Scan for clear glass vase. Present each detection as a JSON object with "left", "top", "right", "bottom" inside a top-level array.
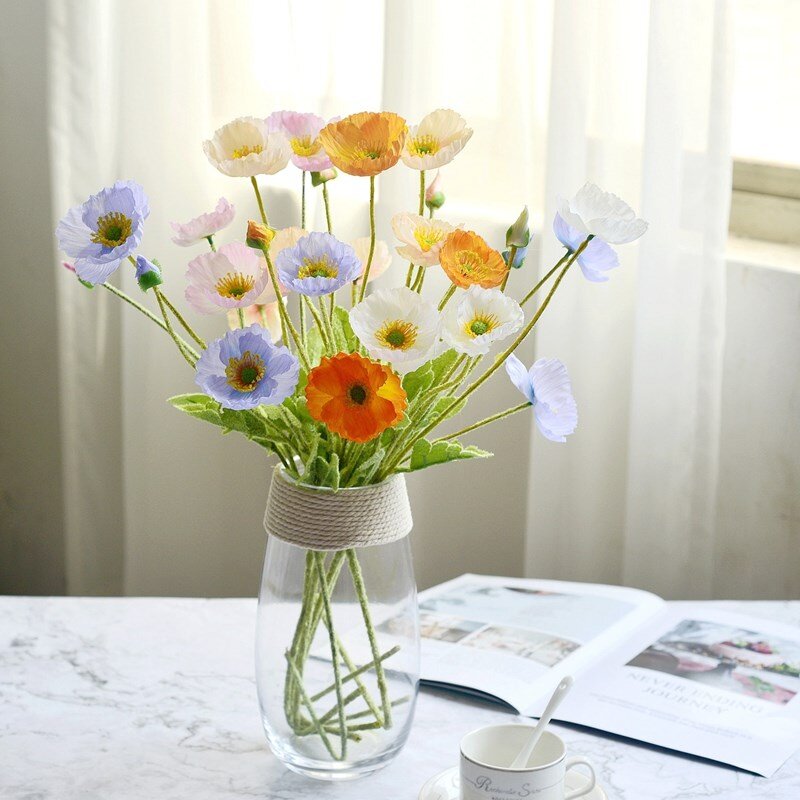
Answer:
[{"left": 255, "top": 481, "right": 420, "bottom": 781}]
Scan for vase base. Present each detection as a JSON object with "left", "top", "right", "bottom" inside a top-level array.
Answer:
[{"left": 267, "top": 735, "right": 407, "bottom": 781}]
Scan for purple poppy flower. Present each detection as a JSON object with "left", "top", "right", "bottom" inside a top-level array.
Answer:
[
  {"left": 275, "top": 232, "right": 361, "bottom": 297},
  {"left": 505, "top": 353, "right": 577, "bottom": 442},
  {"left": 195, "top": 324, "right": 298, "bottom": 411},
  {"left": 55, "top": 181, "right": 150, "bottom": 284},
  {"left": 553, "top": 213, "right": 619, "bottom": 283}
]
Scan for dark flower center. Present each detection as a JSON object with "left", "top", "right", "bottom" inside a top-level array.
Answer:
[{"left": 348, "top": 384, "right": 368, "bottom": 405}]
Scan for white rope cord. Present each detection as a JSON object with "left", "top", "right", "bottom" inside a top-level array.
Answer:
[{"left": 264, "top": 467, "right": 413, "bottom": 551}]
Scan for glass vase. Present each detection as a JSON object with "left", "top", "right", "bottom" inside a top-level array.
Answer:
[{"left": 255, "top": 474, "right": 420, "bottom": 781}]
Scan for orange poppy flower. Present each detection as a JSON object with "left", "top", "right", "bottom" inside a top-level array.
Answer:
[
  {"left": 305, "top": 352, "right": 407, "bottom": 443},
  {"left": 439, "top": 229, "right": 509, "bottom": 289},
  {"left": 318, "top": 112, "right": 407, "bottom": 177}
]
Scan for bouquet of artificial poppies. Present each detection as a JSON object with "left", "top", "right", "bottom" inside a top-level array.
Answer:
[{"left": 56, "top": 109, "right": 647, "bottom": 762}]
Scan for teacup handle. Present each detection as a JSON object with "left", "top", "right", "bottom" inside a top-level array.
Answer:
[{"left": 564, "top": 756, "right": 596, "bottom": 799}]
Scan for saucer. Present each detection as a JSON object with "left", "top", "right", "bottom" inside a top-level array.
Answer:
[{"left": 418, "top": 766, "right": 607, "bottom": 800}]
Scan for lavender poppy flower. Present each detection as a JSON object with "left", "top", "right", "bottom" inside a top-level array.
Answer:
[
  {"left": 505, "top": 353, "right": 577, "bottom": 442},
  {"left": 195, "top": 324, "right": 299, "bottom": 411},
  {"left": 553, "top": 213, "right": 620, "bottom": 283},
  {"left": 134, "top": 256, "right": 162, "bottom": 291},
  {"left": 275, "top": 232, "right": 361, "bottom": 297},
  {"left": 55, "top": 181, "right": 150, "bottom": 284}
]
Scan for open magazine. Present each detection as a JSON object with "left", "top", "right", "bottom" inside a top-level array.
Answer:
[{"left": 416, "top": 574, "right": 800, "bottom": 777}]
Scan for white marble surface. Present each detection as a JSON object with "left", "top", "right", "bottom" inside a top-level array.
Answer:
[{"left": 2, "top": 597, "right": 800, "bottom": 800}]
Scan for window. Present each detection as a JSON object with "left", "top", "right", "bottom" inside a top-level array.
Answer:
[{"left": 730, "top": 0, "right": 800, "bottom": 244}]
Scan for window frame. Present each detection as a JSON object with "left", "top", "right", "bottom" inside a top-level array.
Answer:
[{"left": 729, "top": 160, "right": 800, "bottom": 245}]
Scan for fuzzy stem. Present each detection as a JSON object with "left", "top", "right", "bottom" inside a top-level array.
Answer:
[
  {"left": 434, "top": 402, "right": 531, "bottom": 442},
  {"left": 153, "top": 288, "right": 197, "bottom": 368},
  {"left": 438, "top": 284, "right": 456, "bottom": 311},
  {"left": 313, "top": 552, "right": 348, "bottom": 758},
  {"left": 157, "top": 289, "right": 207, "bottom": 349},
  {"left": 520, "top": 252, "right": 570, "bottom": 307},
  {"left": 501, "top": 245, "right": 517, "bottom": 292},
  {"left": 346, "top": 549, "right": 392, "bottom": 727},
  {"left": 322, "top": 183, "right": 333, "bottom": 233},
  {"left": 301, "top": 170, "right": 306, "bottom": 229},
  {"left": 357, "top": 176, "right": 376, "bottom": 303},
  {"left": 251, "top": 176, "right": 268, "bottom": 224}
]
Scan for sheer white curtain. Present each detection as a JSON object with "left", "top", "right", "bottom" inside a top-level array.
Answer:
[{"left": 47, "top": 0, "right": 732, "bottom": 598}]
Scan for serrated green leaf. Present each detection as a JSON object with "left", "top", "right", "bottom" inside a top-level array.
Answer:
[
  {"left": 331, "top": 306, "right": 358, "bottom": 353},
  {"left": 402, "top": 362, "right": 435, "bottom": 401},
  {"left": 407, "top": 438, "right": 492, "bottom": 472},
  {"left": 347, "top": 448, "right": 385, "bottom": 486}
]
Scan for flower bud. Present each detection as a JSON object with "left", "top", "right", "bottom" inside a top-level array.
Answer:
[
  {"left": 502, "top": 244, "right": 529, "bottom": 269},
  {"left": 62, "top": 261, "right": 94, "bottom": 289},
  {"left": 425, "top": 170, "right": 445, "bottom": 210},
  {"left": 246, "top": 220, "right": 276, "bottom": 250},
  {"left": 135, "top": 255, "right": 163, "bottom": 291},
  {"left": 506, "top": 206, "right": 530, "bottom": 248},
  {"left": 310, "top": 168, "right": 338, "bottom": 187}
]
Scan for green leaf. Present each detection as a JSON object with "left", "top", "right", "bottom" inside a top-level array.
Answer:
[
  {"left": 168, "top": 393, "right": 224, "bottom": 426},
  {"left": 311, "top": 453, "right": 340, "bottom": 490},
  {"left": 330, "top": 306, "right": 358, "bottom": 352},
  {"left": 407, "top": 438, "right": 492, "bottom": 472},
  {"left": 347, "top": 448, "right": 385, "bottom": 486}
]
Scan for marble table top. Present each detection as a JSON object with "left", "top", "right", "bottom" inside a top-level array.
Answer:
[{"left": 2, "top": 596, "right": 800, "bottom": 800}]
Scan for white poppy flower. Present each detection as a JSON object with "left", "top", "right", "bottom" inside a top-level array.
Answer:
[
  {"left": 401, "top": 109, "right": 473, "bottom": 170},
  {"left": 203, "top": 116, "right": 291, "bottom": 178},
  {"left": 349, "top": 286, "right": 441, "bottom": 370},
  {"left": 556, "top": 182, "right": 648, "bottom": 245},
  {"left": 442, "top": 286, "right": 524, "bottom": 357},
  {"left": 391, "top": 212, "right": 454, "bottom": 267}
]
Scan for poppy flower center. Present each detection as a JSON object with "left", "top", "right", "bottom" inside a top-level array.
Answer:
[
  {"left": 413, "top": 226, "right": 444, "bottom": 252},
  {"left": 348, "top": 383, "right": 368, "bottom": 405},
  {"left": 225, "top": 350, "right": 266, "bottom": 392},
  {"left": 377, "top": 319, "right": 419, "bottom": 351},
  {"left": 456, "top": 250, "right": 485, "bottom": 278},
  {"left": 91, "top": 212, "right": 133, "bottom": 248},
  {"left": 290, "top": 136, "right": 321, "bottom": 157},
  {"left": 467, "top": 313, "right": 499, "bottom": 338},
  {"left": 354, "top": 141, "right": 383, "bottom": 160},
  {"left": 216, "top": 271, "right": 256, "bottom": 299},
  {"left": 409, "top": 135, "right": 440, "bottom": 156},
  {"left": 298, "top": 256, "right": 338, "bottom": 279},
  {"left": 231, "top": 144, "right": 263, "bottom": 159}
]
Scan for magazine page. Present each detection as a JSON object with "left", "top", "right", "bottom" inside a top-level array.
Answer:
[
  {"left": 555, "top": 603, "right": 800, "bottom": 776},
  {"left": 418, "top": 574, "right": 664, "bottom": 714}
]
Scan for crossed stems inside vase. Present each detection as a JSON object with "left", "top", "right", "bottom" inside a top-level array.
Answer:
[{"left": 283, "top": 549, "right": 408, "bottom": 761}]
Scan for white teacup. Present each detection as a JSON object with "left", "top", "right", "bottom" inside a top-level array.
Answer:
[{"left": 460, "top": 724, "right": 596, "bottom": 800}]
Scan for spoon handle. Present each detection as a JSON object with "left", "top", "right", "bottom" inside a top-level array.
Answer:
[{"left": 510, "top": 676, "right": 573, "bottom": 769}]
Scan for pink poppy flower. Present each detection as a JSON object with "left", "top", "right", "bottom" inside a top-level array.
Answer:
[
  {"left": 266, "top": 111, "right": 333, "bottom": 172},
  {"left": 185, "top": 241, "right": 269, "bottom": 314},
  {"left": 170, "top": 198, "right": 236, "bottom": 247}
]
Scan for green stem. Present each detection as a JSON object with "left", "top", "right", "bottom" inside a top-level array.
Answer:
[
  {"left": 501, "top": 245, "right": 517, "bottom": 292},
  {"left": 285, "top": 649, "right": 339, "bottom": 760},
  {"left": 301, "top": 170, "right": 306, "bottom": 229},
  {"left": 434, "top": 402, "right": 531, "bottom": 442},
  {"left": 438, "top": 284, "right": 456, "bottom": 311},
  {"left": 153, "top": 288, "right": 197, "bottom": 368},
  {"left": 322, "top": 182, "right": 333, "bottom": 233},
  {"left": 357, "top": 176, "right": 376, "bottom": 303},
  {"left": 313, "top": 552, "right": 348, "bottom": 758},
  {"left": 520, "top": 251, "right": 570, "bottom": 307},
  {"left": 303, "top": 296, "right": 332, "bottom": 352},
  {"left": 158, "top": 288, "right": 206, "bottom": 349},
  {"left": 346, "top": 549, "right": 392, "bottom": 727},
  {"left": 251, "top": 176, "right": 268, "bottom": 224},
  {"left": 206, "top": 235, "right": 217, "bottom": 252},
  {"left": 237, "top": 307, "right": 245, "bottom": 328},
  {"left": 418, "top": 170, "right": 426, "bottom": 216}
]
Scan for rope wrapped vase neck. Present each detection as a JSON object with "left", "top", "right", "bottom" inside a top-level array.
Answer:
[{"left": 264, "top": 467, "right": 413, "bottom": 551}]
